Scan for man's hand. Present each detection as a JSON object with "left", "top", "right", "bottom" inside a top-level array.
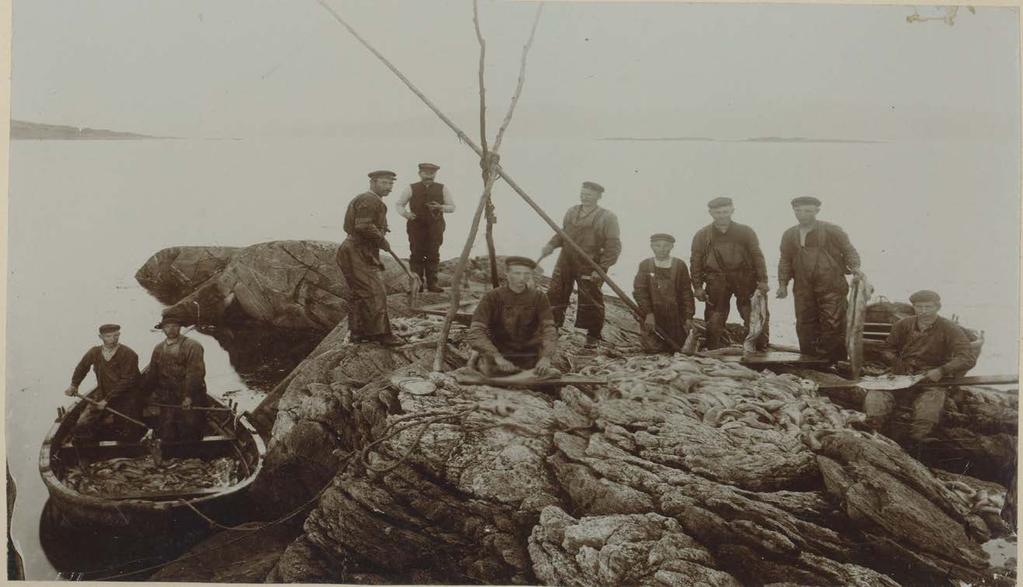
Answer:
[
  {"left": 380, "top": 238, "right": 392, "bottom": 252},
  {"left": 534, "top": 357, "right": 553, "bottom": 376},
  {"left": 493, "top": 356, "right": 518, "bottom": 374},
  {"left": 541, "top": 244, "right": 555, "bottom": 258},
  {"left": 64, "top": 385, "right": 78, "bottom": 397},
  {"left": 643, "top": 314, "right": 656, "bottom": 332},
  {"left": 403, "top": 210, "right": 416, "bottom": 220},
  {"left": 757, "top": 282, "right": 770, "bottom": 295},
  {"left": 924, "top": 368, "right": 943, "bottom": 383},
  {"left": 694, "top": 287, "right": 707, "bottom": 302},
  {"left": 182, "top": 397, "right": 193, "bottom": 410},
  {"left": 685, "top": 319, "right": 695, "bottom": 331},
  {"left": 96, "top": 400, "right": 108, "bottom": 411},
  {"left": 776, "top": 286, "right": 788, "bottom": 299}
]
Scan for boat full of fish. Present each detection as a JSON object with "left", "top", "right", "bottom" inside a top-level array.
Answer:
[{"left": 64, "top": 456, "right": 239, "bottom": 497}]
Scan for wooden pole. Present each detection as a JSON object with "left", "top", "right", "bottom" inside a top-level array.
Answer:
[
  {"left": 473, "top": 0, "right": 500, "bottom": 290},
  {"left": 315, "top": 0, "right": 680, "bottom": 353}
]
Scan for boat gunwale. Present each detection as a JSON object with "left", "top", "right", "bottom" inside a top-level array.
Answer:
[{"left": 39, "top": 386, "right": 266, "bottom": 513}]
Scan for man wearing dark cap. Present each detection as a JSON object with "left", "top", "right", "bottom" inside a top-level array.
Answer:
[
  {"left": 864, "top": 290, "right": 976, "bottom": 445},
  {"left": 64, "top": 324, "right": 142, "bottom": 442},
  {"left": 468, "top": 256, "right": 560, "bottom": 376},
  {"left": 541, "top": 180, "right": 622, "bottom": 347},
  {"left": 777, "top": 196, "right": 862, "bottom": 361},
  {"left": 336, "top": 170, "right": 404, "bottom": 346},
  {"left": 396, "top": 163, "right": 456, "bottom": 293},
  {"left": 690, "top": 197, "right": 770, "bottom": 350},
  {"left": 634, "top": 233, "right": 695, "bottom": 352},
  {"left": 143, "top": 315, "right": 208, "bottom": 442}
]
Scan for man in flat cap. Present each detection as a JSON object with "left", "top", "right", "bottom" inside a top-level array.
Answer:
[
  {"left": 777, "top": 196, "right": 862, "bottom": 361},
  {"left": 143, "top": 315, "right": 209, "bottom": 442},
  {"left": 64, "top": 324, "right": 142, "bottom": 442},
  {"left": 336, "top": 170, "right": 404, "bottom": 346},
  {"left": 633, "top": 234, "right": 695, "bottom": 352},
  {"left": 468, "top": 256, "right": 560, "bottom": 376},
  {"left": 864, "top": 290, "right": 976, "bottom": 446},
  {"left": 690, "top": 197, "right": 770, "bottom": 350},
  {"left": 395, "top": 163, "right": 456, "bottom": 293},
  {"left": 541, "top": 180, "right": 622, "bottom": 347}
]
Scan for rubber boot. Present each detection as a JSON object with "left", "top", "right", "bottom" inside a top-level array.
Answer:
[
  {"left": 409, "top": 259, "right": 425, "bottom": 284},
  {"left": 425, "top": 260, "right": 444, "bottom": 293}
]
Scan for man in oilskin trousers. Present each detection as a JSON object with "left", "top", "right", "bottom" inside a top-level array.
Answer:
[{"left": 776, "top": 196, "right": 862, "bottom": 361}]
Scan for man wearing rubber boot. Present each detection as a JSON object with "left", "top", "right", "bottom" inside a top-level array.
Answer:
[
  {"left": 396, "top": 163, "right": 455, "bottom": 293},
  {"left": 467, "top": 256, "right": 559, "bottom": 377},
  {"left": 776, "top": 196, "right": 862, "bottom": 361},
  {"left": 144, "top": 316, "right": 208, "bottom": 443},
  {"left": 336, "top": 170, "right": 405, "bottom": 346},
  {"left": 864, "top": 290, "right": 975, "bottom": 447},
  {"left": 541, "top": 180, "right": 622, "bottom": 348},
  {"left": 64, "top": 324, "right": 142, "bottom": 442},
  {"left": 690, "top": 197, "right": 769, "bottom": 350},
  {"left": 633, "top": 233, "right": 695, "bottom": 353}
]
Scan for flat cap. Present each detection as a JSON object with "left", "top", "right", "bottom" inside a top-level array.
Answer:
[
  {"left": 154, "top": 315, "right": 184, "bottom": 329},
  {"left": 98, "top": 323, "right": 121, "bottom": 334},
  {"left": 504, "top": 256, "right": 537, "bottom": 269},
  {"left": 650, "top": 233, "right": 676, "bottom": 243},
  {"left": 418, "top": 163, "right": 440, "bottom": 171},
  {"left": 791, "top": 196, "right": 822, "bottom": 207},
  {"left": 909, "top": 290, "right": 941, "bottom": 304},
  {"left": 707, "top": 197, "right": 733, "bottom": 209},
  {"left": 581, "top": 181, "right": 605, "bottom": 194},
  {"left": 368, "top": 170, "right": 397, "bottom": 180}
]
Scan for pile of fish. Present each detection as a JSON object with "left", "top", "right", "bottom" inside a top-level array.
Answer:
[
  {"left": 579, "top": 353, "right": 869, "bottom": 449},
  {"left": 390, "top": 316, "right": 447, "bottom": 343},
  {"left": 65, "top": 456, "right": 239, "bottom": 497}
]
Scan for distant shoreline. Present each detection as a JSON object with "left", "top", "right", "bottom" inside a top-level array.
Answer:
[
  {"left": 10, "top": 120, "right": 171, "bottom": 141},
  {"left": 599, "top": 136, "right": 888, "bottom": 144}
]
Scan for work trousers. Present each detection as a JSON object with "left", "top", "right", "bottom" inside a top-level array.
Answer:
[
  {"left": 703, "top": 272, "right": 768, "bottom": 350},
  {"left": 793, "top": 283, "right": 848, "bottom": 360},
  {"left": 407, "top": 219, "right": 444, "bottom": 284},
  {"left": 548, "top": 263, "right": 605, "bottom": 337},
  {"left": 336, "top": 239, "right": 392, "bottom": 338},
  {"left": 863, "top": 386, "right": 946, "bottom": 442}
]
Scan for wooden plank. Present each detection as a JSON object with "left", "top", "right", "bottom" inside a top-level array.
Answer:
[
  {"left": 816, "top": 374, "right": 1018, "bottom": 390},
  {"left": 708, "top": 351, "right": 832, "bottom": 367}
]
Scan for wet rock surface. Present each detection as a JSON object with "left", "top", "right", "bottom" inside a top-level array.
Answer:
[{"left": 142, "top": 250, "right": 1015, "bottom": 585}]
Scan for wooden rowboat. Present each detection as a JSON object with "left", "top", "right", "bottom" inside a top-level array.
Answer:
[{"left": 39, "top": 387, "right": 265, "bottom": 532}]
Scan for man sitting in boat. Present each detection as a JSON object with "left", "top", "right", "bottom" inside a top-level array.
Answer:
[
  {"left": 863, "top": 289, "right": 976, "bottom": 444},
  {"left": 633, "top": 233, "right": 695, "bottom": 352},
  {"left": 144, "top": 315, "right": 208, "bottom": 443},
  {"left": 63, "top": 324, "right": 142, "bottom": 442},
  {"left": 467, "top": 256, "right": 560, "bottom": 377}
]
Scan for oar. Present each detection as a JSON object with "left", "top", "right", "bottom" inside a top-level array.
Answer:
[
  {"left": 150, "top": 402, "right": 234, "bottom": 413},
  {"left": 816, "top": 374, "right": 1018, "bottom": 391},
  {"left": 73, "top": 392, "right": 162, "bottom": 463},
  {"left": 387, "top": 249, "right": 422, "bottom": 306}
]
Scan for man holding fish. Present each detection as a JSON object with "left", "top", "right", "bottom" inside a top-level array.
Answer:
[
  {"left": 690, "top": 197, "right": 770, "bottom": 351},
  {"left": 863, "top": 289, "right": 976, "bottom": 443}
]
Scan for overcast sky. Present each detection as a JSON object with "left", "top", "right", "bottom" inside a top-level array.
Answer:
[{"left": 11, "top": 1, "right": 1020, "bottom": 141}]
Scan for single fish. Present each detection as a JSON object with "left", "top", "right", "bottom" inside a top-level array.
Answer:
[{"left": 743, "top": 290, "right": 769, "bottom": 354}]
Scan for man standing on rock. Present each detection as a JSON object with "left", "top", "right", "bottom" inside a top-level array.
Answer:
[
  {"left": 336, "top": 170, "right": 404, "bottom": 347},
  {"left": 690, "top": 197, "right": 770, "bottom": 350},
  {"left": 541, "top": 181, "right": 622, "bottom": 348},
  {"left": 865, "top": 290, "right": 976, "bottom": 444},
  {"left": 395, "top": 163, "right": 455, "bottom": 293},
  {"left": 776, "top": 196, "right": 862, "bottom": 361},
  {"left": 144, "top": 316, "right": 208, "bottom": 442},
  {"left": 64, "top": 324, "right": 142, "bottom": 442},
  {"left": 468, "top": 256, "right": 560, "bottom": 376},
  {"left": 633, "top": 233, "right": 695, "bottom": 352}
]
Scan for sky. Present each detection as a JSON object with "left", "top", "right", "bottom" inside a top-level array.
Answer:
[{"left": 10, "top": 1, "right": 1020, "bottom": 141}]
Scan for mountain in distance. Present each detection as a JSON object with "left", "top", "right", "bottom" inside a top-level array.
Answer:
[{"left": 10, "top": 120, "right": 170, "bottom": 140}]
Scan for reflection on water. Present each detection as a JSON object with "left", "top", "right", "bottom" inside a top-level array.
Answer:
[{"left": 197, "top": 326, "right": 325, "bottom": 392}]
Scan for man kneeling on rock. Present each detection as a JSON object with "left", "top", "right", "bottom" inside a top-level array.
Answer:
[
  {"left": 864, "top": 289, "right": 976, "bottom": 444},
  {"left": 467, "top": 256, "right": 560, "bottom": 377}
]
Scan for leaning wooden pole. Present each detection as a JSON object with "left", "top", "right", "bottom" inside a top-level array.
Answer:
[{"left": 315, "top": 0, "right": 677, "bottom": 352}]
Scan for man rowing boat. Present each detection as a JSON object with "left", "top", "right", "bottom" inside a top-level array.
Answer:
[{"left": 64, "top": 324, "right": 142, "bottom": 442}]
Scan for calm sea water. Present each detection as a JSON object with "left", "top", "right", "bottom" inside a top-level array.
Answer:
[{"left": 7, "top": 136, "right": 1019, "bottom": 579}]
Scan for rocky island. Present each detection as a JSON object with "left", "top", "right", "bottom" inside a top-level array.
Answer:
[{"left": 132, "top": 240, "right": 1017, "bottom": 585}]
